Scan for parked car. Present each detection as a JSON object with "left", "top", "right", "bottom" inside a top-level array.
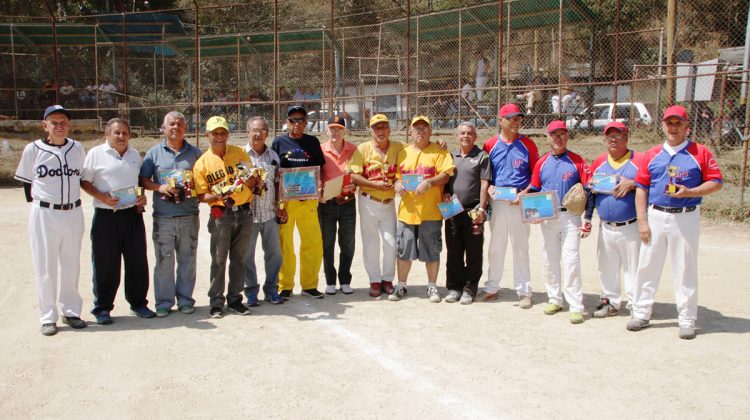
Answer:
[{"left": 566, "top": 102, "right": 653, "bottom": 132}]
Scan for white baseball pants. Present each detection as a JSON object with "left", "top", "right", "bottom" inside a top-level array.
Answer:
[
  {"left": 632, "top": 207, "right": 701, "bottom": 329},
  {"left": 484, "top": 200, "right": 531, "bottom": 297},
  {"left": 540, "top": 212, "right": 583, "bottom": 312},
  {"left": 476, "top": 76, "right": 489, "bottom": 101},
  {"left": 358, "top": 194, "right": 397, "bottom": 283},
  {"left": 597, "top": 222, "right": 640, "bottom": 309},
  {"left": 29, "top": 205, "right": 84, "bottom": 324}
]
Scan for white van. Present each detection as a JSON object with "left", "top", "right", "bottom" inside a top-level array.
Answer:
[{"left": 566, "top": 102, "right": 653, "bottom": 132}]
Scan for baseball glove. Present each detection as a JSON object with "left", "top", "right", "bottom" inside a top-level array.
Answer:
[{"left": 562, "top": 182, "right": 586, "bottom": 216}]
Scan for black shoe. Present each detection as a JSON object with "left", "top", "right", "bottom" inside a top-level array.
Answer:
[
  {"left": 95, "top": 311, "right": 113, "bottom": 325},
  {"left": 301, "top": 289, "right": 324, "bottom": 299},
  {"left": 130, "top": 306, "right": 157, "bottom": 319},
  {"left": 227, "top": 301, "right": 250, "bottom": 316},
  {"left": 209, "top": 307, "right": 223, "bottom": 319},
  {"left": 62, "top": 316, "right": 87, "bottom": 329},
  {"left": 279, "top": 290, "right": 293, "bottom": 301}
]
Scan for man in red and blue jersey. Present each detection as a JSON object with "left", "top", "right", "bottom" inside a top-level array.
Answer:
[
  {"left": 583, "top": 121, "right": 641, "bottom": 319},
  {"left": 478, "top": 103, "right": 539, "bottom": 308},
  {"left": 627, "top": 105, "right": 723, "bottom": 340},
  {"left": 529, "top": 120, "right": 591, "bottom": 324}
]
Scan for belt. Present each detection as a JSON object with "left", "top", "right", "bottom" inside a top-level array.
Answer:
[
  {"left": 651, "top": 205, "right": 697, "bottom": 214},
  {"left": 559, "top": 207, "right": 568, "bottom": 212},
  {"left": 602, "top": 217, "right": 638, "bottom": 227},
  {"left": 95, "top": 205, "right": 136, "bottom": 213},
  {"left": 39, "top": 199, "right": 81, "bottom": 210},
  {"left": 361, "top": 192, "right": 393, "bottom": 204}
]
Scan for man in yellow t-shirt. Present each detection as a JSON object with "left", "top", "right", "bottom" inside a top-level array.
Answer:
[
  {"left": 350, "top": 114, "right": 404, "bottom": 298},
  {"left": 193, "top": 116, "right": 256, "bottom": 319},
  {"left": 390, "top": 115, "right": 455, "bottom": 302}
]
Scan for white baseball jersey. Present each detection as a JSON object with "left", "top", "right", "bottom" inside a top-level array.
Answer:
[{"left": 15, "top": 138, "right": 84, "bottom": 204}]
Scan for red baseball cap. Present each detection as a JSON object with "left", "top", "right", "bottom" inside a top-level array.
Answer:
[
  {"left": 498, "top": 103, "right": 523, "bottom": 118},
  {"left": 662, "top": 105, "right": 688, "bottom": 121},
  {"left": 546, "top": 120, "right": 568, "bottom": 134},
  {"left": 604, "top": 121, "right": 628, "bottom": 134}
]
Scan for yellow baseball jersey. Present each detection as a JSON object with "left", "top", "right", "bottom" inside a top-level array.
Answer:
[
  {"left": 349, "top": 140, "right": 404, "bottom": 201},
  {"left": 396, "top": 142, "right": 455, "bottom": 223},
  {"left": 194, "top": 145, "right": 253, "bottom": 207}
]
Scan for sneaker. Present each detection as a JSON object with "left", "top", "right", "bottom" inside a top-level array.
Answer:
[
  {"left": 156, "top": 307, "right": 171, "bottom": 317},
  {"left": 264, "top": 291, "right": 284, "bottom": 305},
  {"left": 679, "top": 327, "right": 696, "bottom": 340},
  {"left": 301, "top": 289, "right": 324, "bottom": 299},
  {"left": 569, "top": 312, "right": 584, "bottom": 324},
  {"left": 445, "top": 290, "right": 461, "bottom": 303},
  {"left": 178, "top": 305, "right": 195, "bottom": 314},
  {"left": 543, "top": 303, "right": 562, "bottom": 315},
  {"left": 477, "top": 291, "right": 498, "bottom": 302},
  {"left": 593, "top": 299, "right": 618, "bottom": 318},
  {"left": 381, "top": 281, "right": 395, "bottom": 295},
  {"left": 95, "top": 311, "right": 113, "bottom": 325},
  {"left": 246, "top": 294, "right": 260, "bottom": 307},
  {"left": 130, "top": 306, "right": 157, "bottom": 319},
  {"left": 325, "top": 285, "right": 337, "bottom": 295},
  {"left": 227, "top": 302, "right": 250, "bottom": 316},
  {"left": 459, "top": 291, "right": 474, "bottom": 305},
  {"left": 62, "top": 316, "right": 87, "bottom": 329},
  {"left": 626, "top": 317, "right": 650, "bottom": 331},
  {"left": 369, "top": 282, "right": 382, "bottom": 297},
  {"left": 427, "top": 285, "right": 442, "bottom": 303},
  {"left": 388, "top": 283, "right": 407, "bottom": 301},
  {"left": 40, "top": 323, "right": 57, "bottom": 336},
  {"left": 209, "top": 307, "right": 223, "bottom": 318},
  {"left": 340, "top": 284, "right": 354, "bottom": 295},
  {"left": 279, "top": 290, "right": 293, "bottom": 301},
  {"left": 518, "top": 295, "right": 532, "bottom": 309}
]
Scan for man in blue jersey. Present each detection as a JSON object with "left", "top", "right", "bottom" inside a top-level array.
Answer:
[
  {"left": 478, "top": 103, "right": 539, "bottom": 308},
  {"left": 583, "top": 121, "right": 641, "bottom": 318}
]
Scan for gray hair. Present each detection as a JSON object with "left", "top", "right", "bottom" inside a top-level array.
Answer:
[
  {"left": 456, "top": 121, "right": 477, "bottom": 133},
  {"left": 246, "top": 116, "right": 269, "bottom": 131},
  {"left": 162, "top": 111, "right": 186, "bottom": 126},
  {"left": 104, "top": 117, "right": 130, "bottom": 133}
]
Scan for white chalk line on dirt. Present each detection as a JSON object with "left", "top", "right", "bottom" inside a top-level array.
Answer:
[{"left": 288, "top": 301, "right": 500, "bottom": 420}]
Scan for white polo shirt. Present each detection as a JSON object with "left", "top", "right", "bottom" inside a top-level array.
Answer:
[{"left": 81, "top": 141, "right": 142, "bottom": 209}]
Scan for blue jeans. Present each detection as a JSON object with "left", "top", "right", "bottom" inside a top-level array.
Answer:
[
  {"left": 318, "top": 199, "right": 356, "bottom": 286},
  {"left": 152, "top": 215, "right": 199, "bottom": 310},
  {"left": 244, "top": 218, "right": 283, "bottom": 299},
  {"left": 207, "top": 207, "right": 254, "bottom": 308}
]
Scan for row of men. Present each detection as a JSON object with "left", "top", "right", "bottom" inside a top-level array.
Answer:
[{"left": 16, "top": 102, "right": 721, "bottom": 340}]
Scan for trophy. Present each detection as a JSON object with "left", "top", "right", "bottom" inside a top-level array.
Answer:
[
  {"left": 276, "top": 200, "right": 287, "bottom": 224},
  {"left": 161, "top": 170, "right": 196, "bottom": 204},
  {"left": 665, "top": 165, "right": 678, "bottom": 194},
  {"left": 335, "top": 162, "right": 354, "bottom": 205},
  {"left": 468, "top": 207, "right": 484, "bottom": 235},
  {"left": 135, "top": 186, "right": 145, "bottom": 213}
]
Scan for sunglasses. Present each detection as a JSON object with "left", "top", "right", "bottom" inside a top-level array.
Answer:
[{"left": 288, "top": 117, "right": 307, "bottom": 124}]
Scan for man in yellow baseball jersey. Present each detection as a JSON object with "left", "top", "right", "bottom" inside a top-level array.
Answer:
[{"left": 194, "top": 116, "right": 256, "bottom": 318}]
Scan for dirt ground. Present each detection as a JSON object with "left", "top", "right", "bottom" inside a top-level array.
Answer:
[{"left": 0, "top": 186, "right": 748, "bottom": 419}]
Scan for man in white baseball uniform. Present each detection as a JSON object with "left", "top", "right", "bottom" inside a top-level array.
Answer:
[
  {"left": 627, "top": 105, "right": 723, "bottom": 340},
  {"left": 15, "top": 105, "right": 87, "bottom": 336}
]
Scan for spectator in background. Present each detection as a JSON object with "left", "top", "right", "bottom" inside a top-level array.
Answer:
[
  {"left": 461, "top": 80, "right": 475, "bottom": 103},
  {"left": 99, "top": 79, "right": 116, "bottom": 108},
  {"left": 80, "top": 80, "right": 97, "bottom": 108},
  {"left": 551, "top": 75, "right": 576, "bottom": 114},
  {"left": 38, "top": 79, "right": 57, "bottom": 108},
  {"left": 517, "top": 75, "right": 543, "bottom": 115},
  {"left": 59, "top": 80, "right": 77, "bottom": 107},
  {"left": 473, "top": 50, "right": 491, "bottom": 102}
]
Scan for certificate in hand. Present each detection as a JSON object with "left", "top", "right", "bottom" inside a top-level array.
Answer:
[
  {"left": 111, "top": 186, "right": 137, "bottom": 209},
  {"left": 591, "top": 173, "right": 618, "bottom": 194},
  {"left": 520, "top": 191, "right": 558, "bottom": 223},
  {"left": 401, "top": 174, "right": 424, "bottom": 192},
  {"left": 280, "top": 166, "right": 321, "bottom": 201},
  {"left": 492, "top": 186, "right": 517, "bottom": 201},
  {"left": 437, "top": 196, "right": 464, "bottom": 219},
  {"left": 322, "top": 174, "right": 344, "bottom": 202}
]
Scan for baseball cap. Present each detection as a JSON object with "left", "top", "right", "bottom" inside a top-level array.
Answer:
[
  {"left": 604, "top": 121, "right": 628, "bottom": 134},
  {"left": 498, "top": 103, "right": 523, "bottom": 119},
  {"left": 43, "top": 104, "right": 71, "bottom": 120},
  {"left": 369, "top": 114, "right": 389, "bottom": 127},
  {"left": 411, "top": 115, "right": 431, "bottom": 127},
  {"left": 287, "top": 105, "right": 307, "bottom": 116},
  {"left": 205, "top": 116, "right": 229, "bottom": 132},
  {"left": 546, "top": 120, "right": 568, "bottom": 134},
  {"left": 327, "top": 114, "right": 346, "bottom": 129},
  {"left": 662, "top": 105, "right": 688, "bottom": 121}
]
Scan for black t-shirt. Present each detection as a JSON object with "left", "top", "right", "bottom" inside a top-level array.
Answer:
[
  {"left": 271, "top": 133, "right": 325, "bottom": 169},
  {"left": 445, "top": 146, "right": 491, "bottom": 209}
]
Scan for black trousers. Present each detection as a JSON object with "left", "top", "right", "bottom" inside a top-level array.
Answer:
[
  {"left": 90, "top": 207, "right": 149, "bottom": 313},
  {"left": 318, "top": 199, "right": 356, "bottom": 286},
  {"left": 444, "top": 211, "right": 484, "bottom": 295}
]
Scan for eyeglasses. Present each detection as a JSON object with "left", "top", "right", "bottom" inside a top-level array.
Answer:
[{"left": 288, "top": 117, "right": 307, "bottom": 124}]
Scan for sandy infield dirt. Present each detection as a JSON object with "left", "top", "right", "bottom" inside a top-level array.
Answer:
[{"left": 0, "top": 187, "right": 748, "bottom": 419}]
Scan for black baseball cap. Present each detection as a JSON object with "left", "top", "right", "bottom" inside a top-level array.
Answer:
[
  {"left": 287, "top": 105, "right": 306, "bottom": 116},
  {"left": 327, "top": 114, "right": 346, "bottom": 128},
  {"left": 43, "top": 105, "right": 71, "bottom": 120}
]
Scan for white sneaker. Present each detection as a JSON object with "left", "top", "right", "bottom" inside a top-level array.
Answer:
[
  {"left": 325, "top": 285, "right": 337, "bottom": 295},
  {"left": 427, "top": 285, "right": 442, "bottom": 303},
  {"left": 459, "top": 291, "right": 474, "bottom": 305},
  {"left": 388, "top": 283, "right": 407, "bottom": 301},
  {"left": 444, "top": 290, "right": 461, "bottom": 303},
  {"left": 340, "top": 284, "right": 354, "bottom": 295}
]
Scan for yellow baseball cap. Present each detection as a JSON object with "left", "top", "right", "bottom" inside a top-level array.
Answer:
[
  {"left": 369, "top": 114, "right": 389, "bottom": 127},
  {"left": 206, "top": 116, "right": 229, "bottom": 132},
  {"left": 410, "top": 115, "right": 431, "bottom": 127}
]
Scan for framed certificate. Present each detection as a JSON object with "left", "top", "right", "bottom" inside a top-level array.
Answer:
[
  {"left": 492, "top": 186, "right": 517, "bottom": 201},
  {"left": 280, "top": 166, "right": 321, "bottom": 201},
  {"left": 402, "top": 174, "right": 424, "bottom": 191},
  {"left": 591, "top": 173, "right": 618, "bottom": 194},
  {"left": 520, "top": 191, "right": 558, "bottom": 223},
  {"left": 158, "top": 168, "right": 190, "bottom": 185},
  {"left": 437, "top": 196, "right": 464, "bottom": 219},
  {"left": 111, "top": 186, "right": 137, "bottom": 209}
]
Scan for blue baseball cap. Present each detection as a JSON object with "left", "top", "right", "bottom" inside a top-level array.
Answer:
[{"left": 43, "top": 105, "right": 71, "bottom": 120}]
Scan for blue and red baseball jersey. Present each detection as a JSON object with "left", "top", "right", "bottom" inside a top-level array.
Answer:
[
  {"left": 590, "top": 150, "right": 640, "bottom": 222},
  {"left": 634, "top": 141, "right": 722, "bottom": 207},
  {"left": 482, "top": 134, "right": 539, "bottom": 189},
  {"left": 530, "top": 150, "right": 590, "bottom": 207}
]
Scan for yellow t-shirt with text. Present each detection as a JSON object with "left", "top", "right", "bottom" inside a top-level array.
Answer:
[
  {"left": 396, "top": 142, "right": 455, "bottom": 223},
  {"left": 349, "top": 140, "right": 404, "bottom": 201},
  {"left": 193, "top": 145, "right": 253, "bottom": 207}
]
